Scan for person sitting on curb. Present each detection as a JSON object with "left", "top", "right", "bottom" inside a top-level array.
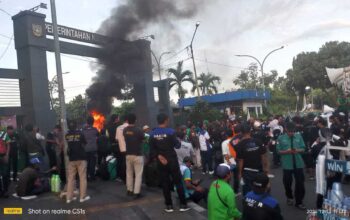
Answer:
[
  {"left": 15, "top": 157, "right": 53, "bottom": 199},
  {"left": 180, "top": 156, "right": 208, "bottom": 204},
  {"left": 208, "top": 163, "right": 242, "bottom": 220},
  {"left": 243, "top": 172, "right": 283, "bottom": 220}
]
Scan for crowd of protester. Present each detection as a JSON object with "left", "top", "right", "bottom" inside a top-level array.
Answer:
[{"left": 0, "top": 110, "right": 350, "bottom": 219}]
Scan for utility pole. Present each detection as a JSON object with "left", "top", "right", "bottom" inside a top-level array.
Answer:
[
  {"left": 50, "top": 0, "right": 68, "bottom": 179},
  {"left": 190, "top": 22, "right": 201, "bottom": 98}
]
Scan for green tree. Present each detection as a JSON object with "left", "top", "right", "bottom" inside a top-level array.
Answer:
[
  {"left": 307, "top": 88, "right": 338, "bottom": 110},
  {"left": 285, "top": 41, "right": 350, "bottom": 107},
  {"left": 111, "top": 102, "right": 135, "bottom": 117},
  {"left": 263, "top": 70, "right": 278, "bottom": 88},
  {"left": 268, "top": 88, "right": 296, "bottom": 115},
  {"left": 188, "top": 100, "right": 224, "bottom": 123},
  {"left": 48, "top": 77, "right": 60, "bottom": 116},
  {"left": 194, "top": 72, "right": 221, "bottom": 95},
  {"left": 273, "top": 76, "right": 287, "bottom": 91},
  {"left": 233, "top": 63, "right": 259, "bottom": 89},
  {"left": 233, "top": 63, "right": 296, "bottom": 114},
  {"left": 233, "top": 63, "right": 278, "bottom": 90},
  {"left": 66, "top": 95, "right": 88, "bottom": 125},
  {"left": 167, "top": 61, "right": 195, "bottom": 99}
]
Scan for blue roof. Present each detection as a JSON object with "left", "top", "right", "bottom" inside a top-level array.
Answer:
[{"left": 178, "top": 89, "right": 271, "bottom": 107}]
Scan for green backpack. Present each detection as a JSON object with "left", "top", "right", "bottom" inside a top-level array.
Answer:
[{"left": 107, "top": 156, "right": 117, "bottom": 180}]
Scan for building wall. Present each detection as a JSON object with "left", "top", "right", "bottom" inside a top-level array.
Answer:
[{"left": 242, "top": 101, "right": 263, "bottom": 115}]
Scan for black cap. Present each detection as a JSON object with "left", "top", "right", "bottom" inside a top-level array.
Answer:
[
  {"left": 215, "top": 164, "right": 231, "bottom": 179},
  {"left": 252, "top": 173, "right": 269, "bottom": 188}
]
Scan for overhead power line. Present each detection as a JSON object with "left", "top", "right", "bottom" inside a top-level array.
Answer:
[
  {"left": 65, "top": 84, "right": 89, "bottom": 89},
  {"left": 0, "top": 33, "right": 12, "bottom": 40},
  {"left": 0, "top": 8, "right": 12, "bottom": 17},
  {"left": 195, "top": 58, "right": 248, "bottom": 70},
  {"left": 161, "top": 46, "right": 189, "bottom": 63},
  {"left": 162, "top": 57, "right": 191, "bottom": 68},
  {"left": 0, "top": 34, "right": 14, "bottom": 62},
  {"left": 61, "top": 54, "right": 99, "bottom": 64}
]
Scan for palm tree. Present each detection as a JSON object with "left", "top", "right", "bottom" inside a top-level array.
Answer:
[
  {"left": 193, "top": 72, "right": 221, "bottom": 95},
  {"left": 168, "top": 61, "right": 195, "bottom": 99}
]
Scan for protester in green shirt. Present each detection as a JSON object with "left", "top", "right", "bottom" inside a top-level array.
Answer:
[
  {"left": 208, "top": 163, "right": 241, "bottom": 220},
  {"left": 277, "top": 122, "right": 306, "bottom": 210}
]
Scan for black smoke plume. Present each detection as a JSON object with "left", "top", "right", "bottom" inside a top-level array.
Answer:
[{"left": 86, "top": 0, "right": 204, "bottom": 115}]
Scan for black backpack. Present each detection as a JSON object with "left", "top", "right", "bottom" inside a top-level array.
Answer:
[
  {"left": 145, "top": 160, "right": 160, "bottom": 187},
  {"left": 97, "top": 159, "right": 109, "bottom": 181}
]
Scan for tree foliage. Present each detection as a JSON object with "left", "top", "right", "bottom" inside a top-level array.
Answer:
[
  {"left": 233, "top": 63, "right": 278, "bottom": 89},
  {"left": 48, "top": 77, "right": 59, "bottom": 116},
  {"left": 233, "top": 41, "right": 350, "bottom": 113},
  {"left": 167, "top": 61, "right": 195, "bottom": 99},
  {"left": 188, "top": 101, "right": 225, "bottom": 123},
  {"left": 111, "top": 102, "right": 135, "bottom": 118},
  {"left": 286, "top": 41, "right": 350, "bottom": 99},
  {"left": 233, "top": 63, "right": 259, "bottom": 89},
  {"left": 268, "top": 88, "right": 296, "bottom": 115},
  {"left": 193, "top": 72, "right": 221, "bottom": 95},
  {"left": 66, "top": 95, "right": 88, "bottom": 126}
]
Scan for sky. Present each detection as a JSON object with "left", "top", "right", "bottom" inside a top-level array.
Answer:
[{"left": 1, "top": 0, "right": 350, "bottom": 106}]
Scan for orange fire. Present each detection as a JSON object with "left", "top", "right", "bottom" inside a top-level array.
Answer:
[{"left": 91, "top": 111, "right": 105, "bottom": 132}]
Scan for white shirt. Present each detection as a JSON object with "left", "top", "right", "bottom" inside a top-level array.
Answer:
[
  {"left": 175, "top": 141, "right": 195, "bottom": 165},
  {"left": 116, "top": 122, "right": 128, "bottom": 153},
  {"left": 221, "top": 139, "right": 236, "bottom": 165},
  {"left": 318, "top": 129, "right": 327, "bottom": 143},
  {"left": 198, "top": 131, "right": 210, "bottom": 151}
]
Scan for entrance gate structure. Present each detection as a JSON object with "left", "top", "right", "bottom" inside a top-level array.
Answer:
[{"left": 0, "top": 10, "right": 172, "bottom": 133}]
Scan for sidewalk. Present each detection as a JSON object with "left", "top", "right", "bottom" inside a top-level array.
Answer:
[{"left": 1, "top": 180, "right": 207, "bottom": 220}]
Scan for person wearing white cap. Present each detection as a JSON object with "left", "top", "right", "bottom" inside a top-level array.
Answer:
[
  {"left": 142, "top": 125, "right": 151, "bottom": 164},
  {"left": 142, "top": 125, "right": 150, "bottom": 133},
  {"left": 208, "top": 163, "right": 241, "bottom": 220}
]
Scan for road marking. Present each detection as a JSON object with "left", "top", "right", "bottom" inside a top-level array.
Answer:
[{"left": 188, "top": 202, "right": 206, "bottom": 213}]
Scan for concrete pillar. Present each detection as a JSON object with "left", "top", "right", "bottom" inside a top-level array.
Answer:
[
  {"left": 127, "top": 40, "right": 157, "bottom": 128},
  {"left": 12, "top": 11, "right": 56, "bottom": 134},
  {"left": 154, "top": 79, "right": 173, "bottom": 127}
]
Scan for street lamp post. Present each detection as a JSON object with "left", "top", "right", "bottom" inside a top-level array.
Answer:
[
  {"left": 151, "top": 51, "right": 171, "bottom": 80},
  {"left": 305, "top": 86, "right": 313, "bottom": 110},
  {"left": 236, "top": 46, "right": 284, "bottom": 107},
  {"left": 51, "top": 71, "right": 70, "bottom": 82},
  {"left": 190, "top": 22, "right": 201, "bottom": 98},
  {"left": 29, "top": 3, "right": 47, "bottom": 12},
  {"left": 138, "top": 35, "right": 171, "bottom": 80}
]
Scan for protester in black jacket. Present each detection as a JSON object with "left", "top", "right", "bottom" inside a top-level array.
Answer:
[
  {"left": 149, "top": 113, "right": 190, "bottom": 213},
  {"left": 65, "top": 120, "right": 90, "bottom": 204},
  {"left": 243, "top": 173, "right": 283, "bottom": 220}
]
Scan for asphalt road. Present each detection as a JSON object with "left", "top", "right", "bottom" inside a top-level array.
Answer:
[{"left": 1, "top": 160, "right": 350, "bottom": 220}]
